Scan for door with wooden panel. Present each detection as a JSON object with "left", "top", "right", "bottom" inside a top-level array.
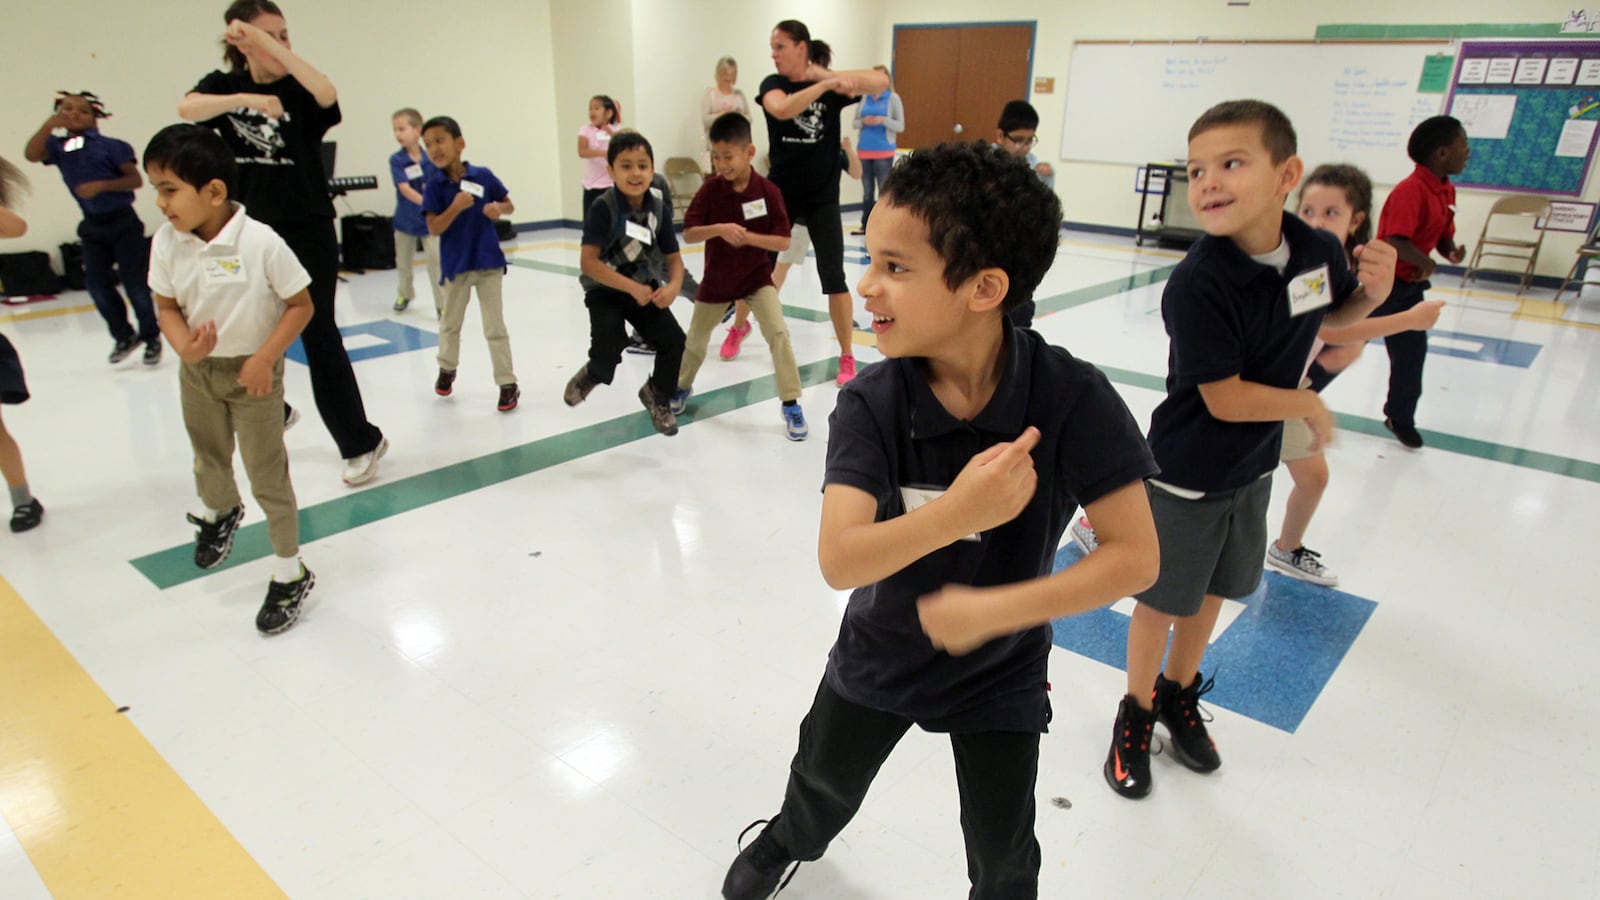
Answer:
[{"left": 892, "top": 24, "right": 1034, "bottom": 149}]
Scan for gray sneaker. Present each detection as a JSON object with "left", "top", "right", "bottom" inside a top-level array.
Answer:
[
  {"left": 564, "top": 364, "right": 597, "bottom": 407},
  {"left": 1267, "top": 542, "right": 1338, "bottom": 587},
  {"left": 638, "top": 382, "right": 679, "bottom": 436},
  {"left": 1069, "top": 516, "right": 1099, "bottom": 554}
]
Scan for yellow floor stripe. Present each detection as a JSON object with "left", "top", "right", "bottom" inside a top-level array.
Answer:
[
  {"left": 0, "top": 303, "right": 95, "bottom": 324},
  {"left": 0, "top": 576, "right": 284, "bottom": 899}
]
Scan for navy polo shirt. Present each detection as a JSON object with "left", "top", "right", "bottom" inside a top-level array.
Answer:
[
  {"left": 822, "top": 322, "right": 1157, "bottom": 733},
  {"left": 390, "top": 149, "right": 437, "bottom": 238},
  {"left": 1147, "top": 212, "right": 1358, "bottom": 492},
  {"left": 422, "top": 163, "right": 509, "bottom": 283},
  {"left": 579, "top": 186, "right": 680, "bottom": 292},
  {"left": 43, "top": 129, "right": 136, "bottom": 217}
]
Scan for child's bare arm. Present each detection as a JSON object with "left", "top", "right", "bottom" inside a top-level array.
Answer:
[
  {"left": 917, "top": 480, "right": 1159, "bottom": 655},
  {"left": 156, "top": 294, "right": 215, "bottom": 363},
  {"left": 1321, "top": 299, "right": 1443, "bottom": 344},
  {"left": 0, "top": 209, "right": 26, "bottom": 239},
  {"left": 1200, "top": 377, "right": 1334, "bottom": 450},
  {"left": 742, "top": 231, "right": 790, "bottom": 252},
  {"left": 180, "top": 92, "right": 283, "bottom": 121},
  {"left": 1321, "top": 239, "right": 1396, "bottom": 329},
  {"left": 651, "top": 253, "right": 684, "bottom": 306},
  {"left": 398, "top": 183, "right": 424, "bottom": 205},
  {"left": 23, "top": 113, "right": 69, "bottom": 163},
  {"left": 425, "top": 192, "right": 475, "bottom": 235},
  {"left": 75, "top": 161, "right": 143, "bottom": 200},
  {"left": 580, "top": 244, "right": 653, "bottom": 303}
]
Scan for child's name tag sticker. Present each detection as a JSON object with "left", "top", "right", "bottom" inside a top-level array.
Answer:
[
  {"left": 1286, "top": 264, "right": 1333, "bottom": 317},
  {"left": 63, "top": 136, "right": 86, "bottom": 152},
  {"left": 460, "top": 180, "right": 485, "bottom": 199},
  {"left": 649, "top": 186, "right": 664, "bottom": 201},
  {"left": 201, "top": 256, "right": 247, "bottom": 285},
  {"left": 404, "top": 164, "right": 423, "bottom": 180},
  {"left": 899, "top": 485, "right": 981, "bottom": 542},
  {"left": 624, "top": 220, "right": 654, "bottom": 244},
  {"left": 741, "top": 198, "right": 768, "bottom": 220}
]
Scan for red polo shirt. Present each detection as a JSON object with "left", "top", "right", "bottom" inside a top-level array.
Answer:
[
  {"left": 1377, "top": 164, "right": 1456, "bottom": 283},
  {"left": 683, "top": 171, "right": 791, "bottom": 303}
]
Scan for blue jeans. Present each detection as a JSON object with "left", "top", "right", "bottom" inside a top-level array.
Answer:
[
  {"left": 859, "top": 156, "right": 894, "bottom": 227},
  {"left": 78, "top": 207, "right": 159, "bottom": 343}
]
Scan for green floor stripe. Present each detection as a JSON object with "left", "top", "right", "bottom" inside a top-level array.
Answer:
[
  {"left": 1036, "top": 265, "right": 1177, "bottom": 317},
  {"left": 508, "top": 257, "right": 833, "bottom": 322},
  {"left": 130, "top": 358, "right": 840, "bottom": 589}
]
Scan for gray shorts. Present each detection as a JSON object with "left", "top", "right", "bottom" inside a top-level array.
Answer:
[{"left": 1135, "top": 476, "right": 1271, "bottom": 616}]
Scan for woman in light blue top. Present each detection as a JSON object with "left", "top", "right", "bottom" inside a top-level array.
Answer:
[{"left": 851, "top": 65, "right": 903, "bottom": 234}]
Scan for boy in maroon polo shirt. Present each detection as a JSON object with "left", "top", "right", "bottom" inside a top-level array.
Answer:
[
  {"left": 1373, "top": 115, "right": 1469, "bottom": 449},
  {"left": 674, "top": 112, "right": 808, "bottom": 440}
]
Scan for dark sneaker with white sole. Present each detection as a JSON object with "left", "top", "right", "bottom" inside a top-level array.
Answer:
[
  {"left": 187, "top": 505, "right": 244, "bottom": 569},
  {"left": 257, "top": 564, "right": 314, "bottom": 634}
]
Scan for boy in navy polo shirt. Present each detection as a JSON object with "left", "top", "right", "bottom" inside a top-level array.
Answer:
[
  {"left": 721, "top": 142, "right": 1161, "bottom": 900},
  {"left": 1373, "top": 115, "right": 1469, "bottom": 449},
  {"left": 565, "top": 131, "right": 686, "bottom": 436},
  {"left": 674, "top": 113, "right": 807, "bottom": 440},
  {"left": 23, "top": 91, "right": 161, "bottom": 365},
  {"left": 421, "top": 116, "right": 519, "bottom": 413},
  {"left": 1103, "top": 101, "right": 1395, "bottom": 801},
  {"left": 389, "top": 107, "right": 443, "bottom": 315}
]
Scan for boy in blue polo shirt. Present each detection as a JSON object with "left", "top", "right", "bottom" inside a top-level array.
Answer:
[
  {"left": 23, "top": 91, "right": 161, "bottom": 365},
  {"left": 389, "top": 107, "right": 443, "bottom": 315},
  {"left": 421, "top": 116, "right": 519, "bottom": 412},
  {"left": 1103, "top": 100, "right": 1395, "bottom": 801},
  {"left": 720, "top": 142, "right": 1161, "bottom": 900}
]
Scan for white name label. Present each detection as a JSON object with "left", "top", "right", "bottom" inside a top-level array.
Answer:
[
  {"left": 899, "top": 485, "right": 981, "bottom": 542},
  {"left": 63, "top": 136, "right": 86, "bottom": 152},
  {"left": 741, "top": 198, "right": 768, "bottom": 220},
  {"left": 624, "top": 220, "right": 654, "bottom": 245},
  {"left": 404, "top": 164, "right": 423, "bottom": 181},
  {"left": 460, "top": 180, "right": 485, "bottom": 199},
  {"left": 1287, "top": 264, "right": 1333, "bottom": 317},
  {"left": 201, "top": 256, "right": 248, "bottom": 285}
]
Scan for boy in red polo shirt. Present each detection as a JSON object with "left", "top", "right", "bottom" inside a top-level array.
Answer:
[
  {"left": 1373, "top": 115, "right": 1469, "bottom": 449},
  {"left": 674, "top": 112, "right": 808, "bottom": 440}
]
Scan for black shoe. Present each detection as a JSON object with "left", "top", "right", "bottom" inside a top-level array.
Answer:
[
  {"left": 639, "top": 382, "right": 679, "bottom": 436},
  {"left": 257, "top": 564, "right": 314, "bottom": 634},
  {"left": 186, "top": 505, "right": 244, "bottom": 569},
  {"left": 720, "top": 303, "right": 736, "bottom": 324},
  {"left": 9, "top": 499, "right": 43, "bottom": 533},
  {"left": 108, "top": 336, "right": 139, "bottom": 364},
  {"left": 435, "top": 369, "right": 456, "bottom": 397},
  {"left": 1155, "top": 672, "right": 1221, "bottom": 773},
  {"left": 850, "top": 226, "right": 866, "bottom": 235},
  {"left": 284, "top": 404, "right": 301, "bottom": 431},
  {"left": 624, "top": 332, "right": 657, "bottom": 355},
  {"left": 497, "top": 383, "right": 520, "bottom": 412},
  {"left": 142, "top": 338, "right": 162, "bottom": 366},
  {"left": 1384, "top": 418, "right": 1424, "bottom": 449},
  {"left": 1104, "top": 694, "right": 1156, "bottom": 799},
  {"left": 563, "top": 364, "right": 597, "bottom": 407},
  {"left": 722, "top": 818, "right": 799, "bottom": 900}
]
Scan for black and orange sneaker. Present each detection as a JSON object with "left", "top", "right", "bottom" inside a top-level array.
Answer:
[
  {"left": 435, "top": 369, "right": 456, "bottom": 397},
  {"left": 1155, "top": 672, "right": 1221, "bottom": 773},
  {"left": 1104, "top": 694, "right": 1156, "bottom": 799},
  {"left": 497, "top": 383, "right": 520, "bottom": 412},
  {"left": 721, "top": 817, "right": 799, "bottom": 900}
]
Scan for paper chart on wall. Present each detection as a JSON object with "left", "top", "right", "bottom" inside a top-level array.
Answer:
[
  {"left": 1450, "top": 93, "right": 1517, "bottom": 139},
  {"left": 1556, "top": 119, "right": 1598, "bottom": 157}
]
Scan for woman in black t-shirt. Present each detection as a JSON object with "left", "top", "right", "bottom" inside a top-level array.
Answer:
[
  {"left": 760, "top": 20, "right": 887, "bottom": 387},
  {"left": 178, "top": 0, "right": 387, "bottom": 486}
]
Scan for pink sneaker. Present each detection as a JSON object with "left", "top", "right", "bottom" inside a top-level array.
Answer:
[
  {"left": 836, "top": 354, "right": 857, "bottom": 386},
  {"left": 720, "top": 322, "right": 752, "bottom": 360}
]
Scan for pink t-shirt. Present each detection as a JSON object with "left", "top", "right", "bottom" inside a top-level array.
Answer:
[{"left": 579, "top": 123, "right": 619, "bottom": 189}]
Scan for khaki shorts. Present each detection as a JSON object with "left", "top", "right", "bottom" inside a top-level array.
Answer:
[{"left": 1279, "top": 377, "right": 1321, "bottom": 462}]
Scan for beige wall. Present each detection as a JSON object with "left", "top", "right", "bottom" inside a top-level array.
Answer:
[{"left": 879, "top": 0, "right": 1597, "bottom": 278}]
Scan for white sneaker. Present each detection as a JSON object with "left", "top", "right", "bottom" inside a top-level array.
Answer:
[
  {"left": 342, "top": 436, "right": 389, "bottom": 486},
  {"left": 1069, "top": 516, "right": 1098, "bottom": 554},
  {"left": 1267, "top": 541, "right": 1339, "bottom": 587}
]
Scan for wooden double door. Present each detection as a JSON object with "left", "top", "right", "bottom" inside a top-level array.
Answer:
[{"left": 892, "top": 23, "right": 1035, "bottom": 149}]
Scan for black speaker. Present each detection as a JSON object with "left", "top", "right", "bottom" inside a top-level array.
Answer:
[
  {"left": 0, "top": 252, "right": 63, "bottom": 297},
  {"left": 340, "top": 213, "right": 396, "bottom": 271},
  {"left": 495, "top": 219, "right": 516, "bottom": 242}
]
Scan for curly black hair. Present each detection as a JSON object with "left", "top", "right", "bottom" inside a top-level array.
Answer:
[
  {"left": 142, "top": 124, "right": 237, "bottom": 195},
  {"left": 1407, "top": 116, "right": 1464, "bottom": 165},
  {"left": 878, "top": 141, "right": 1063, "bottom": 309}
]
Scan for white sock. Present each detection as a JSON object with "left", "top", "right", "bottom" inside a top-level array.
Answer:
[
  {"left": 195, "top": 506, "right": 228, "bottom": 523},
  {"left": 272, "top": 555, "right": 302, "bottom": 582}
]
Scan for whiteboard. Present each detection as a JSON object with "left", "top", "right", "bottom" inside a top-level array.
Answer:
[{"left": 1060, "top": 42, "right": 1450, "bottom": 185}]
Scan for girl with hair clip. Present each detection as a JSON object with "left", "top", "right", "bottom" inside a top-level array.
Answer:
[
  {"left": 0, "top": 158, "right": 44, "bottom": 531},
  {"left": 578, "top": 94, "right": 623, "bottom": 217},
  {"left": 178, "top": 0, "right": 389, "bottom": 487}
]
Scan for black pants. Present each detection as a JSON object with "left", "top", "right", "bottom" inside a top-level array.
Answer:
[
  {"left": 768, "top": 679, "right": 1042, "bottom": 900},
  {"left": 583, "top": 287, "right": 686, "bottom": 395},
  {"left": 268, "top": 219, "right": 384, "bottom": 460},
  {"left": 1373, "top": 278, "right": 1429, "bottom": 428},
  {"left": 78, "top": 207, "right": 160, "bottom": 343},
  {"left": 581, "top": 188, "right": 606, "bottom": 220},
  {"left": 789, "top": 201, "right": 848, "bottom": 295}
]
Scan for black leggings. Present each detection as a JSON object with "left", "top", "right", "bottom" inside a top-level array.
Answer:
[
  {"left": 788, "top": 201, "right": 848, "bottom": 295},
  {"left": 267, "top": 219, "right": 384, "bottom": 460}
]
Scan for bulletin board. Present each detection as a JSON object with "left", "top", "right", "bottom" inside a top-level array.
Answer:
[{"left": 1447, "top": 40, "right": 1600, "bottom": 195}]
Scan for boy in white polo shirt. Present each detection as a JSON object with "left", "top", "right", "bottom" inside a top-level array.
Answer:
[{"left": 144, "top": 124, "right": 315, "bottom": 635}]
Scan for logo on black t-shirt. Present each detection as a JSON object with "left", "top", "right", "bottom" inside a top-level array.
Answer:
[
  {"left": 791, "top": 102, "right": 826, "bottom": 142},
  {"left": 226, "top": 109, "right": 291, "bottom": 163}
]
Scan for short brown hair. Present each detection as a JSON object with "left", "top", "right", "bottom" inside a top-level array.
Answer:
[
  {"left": 1188, "top": 99, "right": 1297, "bottom": 164},
  {"left": 393, "top": 108, "right": 422, "bottom": 127}
]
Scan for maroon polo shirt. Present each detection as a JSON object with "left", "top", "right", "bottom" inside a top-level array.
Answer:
[{"left": 683, "top": 170, "right": 791, "bottom": 303}]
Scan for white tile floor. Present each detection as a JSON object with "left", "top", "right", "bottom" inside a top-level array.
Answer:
[{"left": 1, "top": 227, "right": 1596, "bottom": 898}]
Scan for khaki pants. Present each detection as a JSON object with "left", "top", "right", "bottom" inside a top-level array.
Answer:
[
  {"left": 180, "top": 356, "right": 298, "bottom": 558},
  {"left": 395, "top": 231, "right": 444, "bottom": 311},
  {"left": 438, "top": 268, "right": 516, "bottom": 385},
  {"left": 678, "top": 286, "right": 801, "bottom": 402}
]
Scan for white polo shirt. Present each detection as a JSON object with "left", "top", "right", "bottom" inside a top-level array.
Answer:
[{"left": 148, "top": 204, "right": 311, "bottom": 358}]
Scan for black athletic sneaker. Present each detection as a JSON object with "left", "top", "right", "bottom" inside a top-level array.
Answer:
[
  {"left": 1384, "top": 418, "right": 1424, "bottom": 449},
  {"left": 435, "top": 369, "right": 456, "bottom": 397},
  {"left": 142, "top": 337, "right": 162, "bottom": 366},
  {"left": 186, "top": 505, "right": 243, "bottom": 569},
  {"left": 624, "top": 331, "right": 656, "bottom": 355},
  {"left": 9, "top": 499, "right": 43, "bottom": 533},
  {"left": 1104, "top": 694, "right": 1157, "bottom": 799},
  {"left": 257, "top": 564, "right": 314, "bottom": 634},
  {"left": 108, "top": 336, "right": 140, "bottom": 364},
  {"left": 1155, "top": 672, "right": 1221, "bottom": 773},
  {"left": 721, "top": 818, "right": 799, "bottom": 900},
  {"left": 497, "top": 383, "right": 520, "bottom": 412}
]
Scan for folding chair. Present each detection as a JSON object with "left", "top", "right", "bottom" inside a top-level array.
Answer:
[
  {"left": 1462, "top": 194, "right": 1552, "bottom": 296},
  {"left": 662, "top": 158, "right": 703, "bottom": 220},
  {"left": 1553, "top": 212, "right": 1600, "bottom": 303}
]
